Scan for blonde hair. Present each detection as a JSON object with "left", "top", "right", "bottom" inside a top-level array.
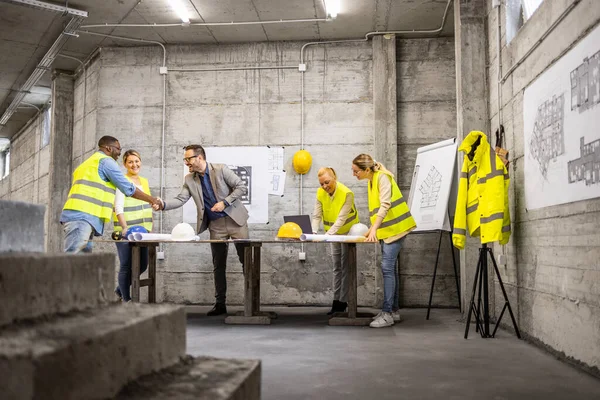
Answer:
[
  {"left": 122, "top": 149, "right": 142, "bottom": 164},
  {"left": 352, "top": 153, "right": 392, "bottom": 175},
  {"left": 317, "top": 167, "right": 337, "bottom": 180}
]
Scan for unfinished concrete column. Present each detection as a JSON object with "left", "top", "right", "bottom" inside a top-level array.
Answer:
[
  {"left": 47, "top": 71, "right": 74, "bottom": 253},
  {"left": 373, "top": 34, "right": 398, "bottom": 175},
  {"left": 454, "top": 0, "right": 490, "bottom": 315}
]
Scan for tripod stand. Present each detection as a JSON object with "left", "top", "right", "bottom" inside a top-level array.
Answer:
[{"left": 464, "top": 243, "right": 521, "bottom": 339}]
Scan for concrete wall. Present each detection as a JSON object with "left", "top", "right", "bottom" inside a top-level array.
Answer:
[
  {"left": 486, "top": 0, "right": 600, "bottom": 372},
  {"left": 0, "top": 112, "right": 51, "bottom": 248},
  {"left": 396, "top": 37, "right": 459, "bottom": 307},
  {"left": 89, "top": 42, "right": 380, "bottom": 306}
]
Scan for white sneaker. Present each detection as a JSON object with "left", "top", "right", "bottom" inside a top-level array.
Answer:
[
  {"left": 370, "top": 312, "right": 394, "bottom": 328},
  {"left": 372, "top": 310, "right": 402, "bottom": 322}
]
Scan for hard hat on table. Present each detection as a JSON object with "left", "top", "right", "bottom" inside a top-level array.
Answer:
[
  {"left": 171, "top": 223, "right": 196, "bottom": 241},
  {"left": 277, "top": 222, "right": 303, "bottom": 239}
]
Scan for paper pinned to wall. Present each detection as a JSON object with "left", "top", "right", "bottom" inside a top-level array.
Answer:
[
  {"left": 268, "top": 147, "right": 284, "bottom": 171},
  {"left": 182, "top": 146, "right": 269, "bottom": 224},
  {"left": 269, "top": 170, "right": 286, "bottom": 196}
]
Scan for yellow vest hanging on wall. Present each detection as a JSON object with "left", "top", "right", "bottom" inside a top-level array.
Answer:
[
  {"left": 113, "top": 176, "right": 153, "bottom": 232},
  {"left": 452, "top": 131, "right": 511, "bottom": 250},
  {"left": 63, "top": 152, "right": 116, "bottom": 222},
  {"left": 368, "top": 170, "right": 416, "bottom": 240},
  {"left": 316, "top": 181, "right": 359, "bottom": 235}
]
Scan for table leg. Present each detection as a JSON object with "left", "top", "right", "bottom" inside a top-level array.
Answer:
[
  {"left": 131, "top": 244, "right": 141, "bottom": 303},
  {"left": 329, "top": 243, "right": 373, "bottom": 326},
  {"left": 226, "top": 243, "right": 270, "bottom": 325},
  {"left": 148, "top": 245, "right": 156, "bottom": 303}
]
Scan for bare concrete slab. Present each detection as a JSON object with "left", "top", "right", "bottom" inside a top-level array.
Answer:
[
  {"left": 0, "top": 253, "right": 115, "bottom": 327},
  {"left": 117, "top": 356, "right": 261, "bottom": 400},
  {"left": 0, "top": 200, "right": 45, "bottom": 253},
  {"left": 0, "top": 304, "right": 186, "bottom": 400}
]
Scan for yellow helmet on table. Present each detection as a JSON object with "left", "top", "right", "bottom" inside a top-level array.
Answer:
[{"left": 277, "top": 222, "right": 303, "bottom": 239}]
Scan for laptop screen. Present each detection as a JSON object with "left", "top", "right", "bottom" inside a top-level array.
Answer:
[{"left": 283, "top": 215, "right": 313, "bottom": 234}]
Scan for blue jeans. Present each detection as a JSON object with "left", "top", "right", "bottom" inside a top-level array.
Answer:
[
  {"left": 380, "top": 237, "right": 405, "bottom": 313},
  {"left": 116, "top": 242, "right": 148, "bottom": 302},
  {"left": 63, "top": 220, "right": 94, "bottom": 253}
]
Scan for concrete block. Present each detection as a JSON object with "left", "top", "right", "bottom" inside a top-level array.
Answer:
[
  {"left": 397, "top": 37, "right": 455, "bottom": 62},
  {"left": 0, "top": 200, "right": 45, "bottom": 253},
  {"left": 99, "top": 66, "right": 162, "bottom": 108},
  {"left": 303, "top": 102, "right": 373, "bottom": 145},
  {"left": 0, "top": 304, "right": 186, "bottom": 400},
  {"left": 397, "top": 59, "right": 456, "bottom": 102},
  {"left": 97, "top": 106, "right": 163, "bottom": 148},
  {"left": 397, "top": 101, "right": 456, "bottom": 145},
  {"left": 0, "top": 253, "right": 115, "bottom": 327},
  {"left": 116, "top": 356, "right": 261, "bottom": 400},
  {"left": 303, "top": 60, "right": 372, "bottom": 102}
]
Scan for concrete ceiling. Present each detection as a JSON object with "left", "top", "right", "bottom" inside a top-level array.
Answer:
[{"left": 0, "top": 0, "right": 454, "bottom": 139}]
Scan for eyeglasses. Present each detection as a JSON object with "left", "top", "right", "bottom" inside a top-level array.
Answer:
[{"left": 183, "top": 155, "right": 200, "bottom": 163}]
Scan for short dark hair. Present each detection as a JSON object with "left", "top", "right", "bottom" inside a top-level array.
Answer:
[
  {"left": 98, "top": 135, "right": 119, "bottom": 148},
  {"left": 184, "top": 144, "right": 206, "bottom": 160}
]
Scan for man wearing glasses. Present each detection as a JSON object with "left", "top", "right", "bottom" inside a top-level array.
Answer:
[
  {"left": 60, "top": 135, "right": 161, "bottom": 253},
  {"left": 156, "top": 144, "right": 249, "bottom": 316}
]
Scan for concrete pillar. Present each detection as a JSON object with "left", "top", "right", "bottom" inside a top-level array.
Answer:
[
  {"left": 47, "top": 71, "right": 74, "bottom": 253},
  {"left": 454, "top": 0, "right": 490, "bottom": 316},
  {"left": 373, "top": 34, "right": 398, "bottom": 175}
]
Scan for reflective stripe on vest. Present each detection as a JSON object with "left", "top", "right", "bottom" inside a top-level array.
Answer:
[
  {"left": 316, "top": 182, "right": 359, "bottom": 235},
  {"left": 368, "top": 170, "right": 416, "bottom": 240},
  {"left": 113, "top": 176, "right": 153, "bottom": 232},
  {"left": 63, "top": 152, "right": 116, "bottom": 221}
]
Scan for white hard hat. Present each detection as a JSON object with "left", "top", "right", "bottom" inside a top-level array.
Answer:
[
  {"left": 171, "top": 223, "right": 196, "bottom": 241},
  {"left": 348, "top": 223, "right": 369, "bottom": 236}
]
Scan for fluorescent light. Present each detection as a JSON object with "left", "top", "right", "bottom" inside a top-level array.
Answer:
[
  {"left": 167, "top": 0, "right": 190, "bottom": 24},
  {"left": 325, "top": 0, "right": 341, "bottom": 19}
]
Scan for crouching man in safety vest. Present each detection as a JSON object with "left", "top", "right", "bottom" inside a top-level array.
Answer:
[{"left": 60, "top": 135, "right": 162, "bottom": 253}]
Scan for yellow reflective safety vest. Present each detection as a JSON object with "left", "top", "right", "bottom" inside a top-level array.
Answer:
[
  {"left": 113, "top": 176, "right": 153, "bottom": 232},
  {"left": 368, "top": 170, "right": 416, "bottom": 240},
  {"left": 452, "top": 131, "right": 511, "bottom": 250},
  {"left": 63, "top": 152, "right": 116, "bottom": 222},
  {"left": 316, "top": 181, "right": 359, "bottom": 235}
]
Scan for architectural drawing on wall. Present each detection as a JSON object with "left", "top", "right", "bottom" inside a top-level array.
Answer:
[
  {"left": 229, "top": 165, "right": 252, "bottom": 204},
  {"left": 419, "top": 166, "right": 442, "bottom": 210},
  {"left": 523, "top": 24, "right": 600, "bottom": 210},
  {"left": 568, "top": 137, "right": 600, "bottom": 186},
  {"left": 528, "top": 94, "right": 565, "bottom": 179},
  {"left": 570, "top": 48, "right": 600, "bottom": 113}
]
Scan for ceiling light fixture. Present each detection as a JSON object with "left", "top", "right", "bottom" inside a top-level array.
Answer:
[
  {"left": 324, "top": 0, "right": 341, "bottom": 19},
  {"left": 167, "top": 0, "right": 190, "bottom": 24}
]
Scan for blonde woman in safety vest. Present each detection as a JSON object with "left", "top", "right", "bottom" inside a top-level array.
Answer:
[
  {"left": 352, "top": 154, "right": 417, "bottom": 328},
  {"left": 112, "top": 150, "right": 153, "bottom": 302},
  {"left": 311, "top": 167, "right": 360, "bottom": 315}
]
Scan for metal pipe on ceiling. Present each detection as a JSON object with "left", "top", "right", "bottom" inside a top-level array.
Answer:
[
  {"left": 0, "top": 0, "right": 87, "bottom": 130},
  {"left": 80, "top": 17, "right": 330, "bottom": 29}
]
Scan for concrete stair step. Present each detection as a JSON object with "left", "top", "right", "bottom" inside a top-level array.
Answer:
[
  {"left": 0, "top": 253, "right": 115, "bottom": 328},
  {"left": 0, "top": 303, "right": 186, "bottom": 400},
  {"left": 116, "top": 356, "right": 261, "bottom": 400},
  {"left": 0, "top": 200, "right": 45, "bottom": 253}
]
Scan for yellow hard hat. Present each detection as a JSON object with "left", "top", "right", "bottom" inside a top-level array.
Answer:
[
  {"left": 293, "top": 150, "right": 312, "bottom": 175},
  {"left": 277, "top": 222, "right": 303, "bottom": 239}
]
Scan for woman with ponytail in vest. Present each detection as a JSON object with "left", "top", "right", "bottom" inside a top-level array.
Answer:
[
  {"left": 311, "top": 167, "right": 359, "bottom": 315},
  {"left": 352, "top": 154, "right": 416, "bottom": 328},
  {"left": 113, "top": 150, "right": 153, "bottom": 302}
]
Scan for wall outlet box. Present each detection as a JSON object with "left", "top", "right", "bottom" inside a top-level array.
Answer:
[
  {"left": 298, "top": 252, "right": 306, "bottom": 261},
  {"left": 159, "top": 66, "right": 168, "bottom": 75},
  {"left": 497, "top": 254, "right": 507, "bottom": 265},
  {"left": 298, "top": 63, "right": 307, "bottom": 71},
  {"left": 157, "top": 251, "right": 165, "bottom": 260}
]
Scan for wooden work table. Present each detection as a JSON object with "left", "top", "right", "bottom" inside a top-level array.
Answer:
[{"left": 126, "top": 239, "right": 377, "bottom": 326}]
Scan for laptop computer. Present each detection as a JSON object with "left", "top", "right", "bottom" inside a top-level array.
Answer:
[{"left": 283, "top": 215, "right": 313, "bottom": 234}]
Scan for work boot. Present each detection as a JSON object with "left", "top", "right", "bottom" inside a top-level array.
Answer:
[
  {"left": 327, "top": 300, "right": 341, "bottom": 315},
  {"left": 336, "top": 301, "right": 348, "bottom": 313},
  {"left": 114, "top": 287, "right": 122, "bottom": 302},
  {"left": 207, "top": 303, "right": 227, "bottom": 316}
]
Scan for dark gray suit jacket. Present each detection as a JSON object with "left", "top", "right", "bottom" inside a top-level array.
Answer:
[{"left": 164, "top": 163, "right": 249, "bottom": 234}]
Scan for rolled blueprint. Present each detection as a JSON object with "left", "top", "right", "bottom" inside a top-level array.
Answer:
[
  {"left": 128, "top": 233, "right": 200, "bottom": 242},
  {"left": 300, "top": 234, "right": 366, "bottom": 242}
]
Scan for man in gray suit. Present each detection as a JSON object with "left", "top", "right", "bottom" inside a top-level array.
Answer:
[{"left": 157, "top": 144, "right": 249, "bottom": 316}]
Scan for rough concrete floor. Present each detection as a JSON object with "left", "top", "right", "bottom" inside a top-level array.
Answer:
[{"left": 186, "top": 307, "right": 600, "bottom": 400}]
